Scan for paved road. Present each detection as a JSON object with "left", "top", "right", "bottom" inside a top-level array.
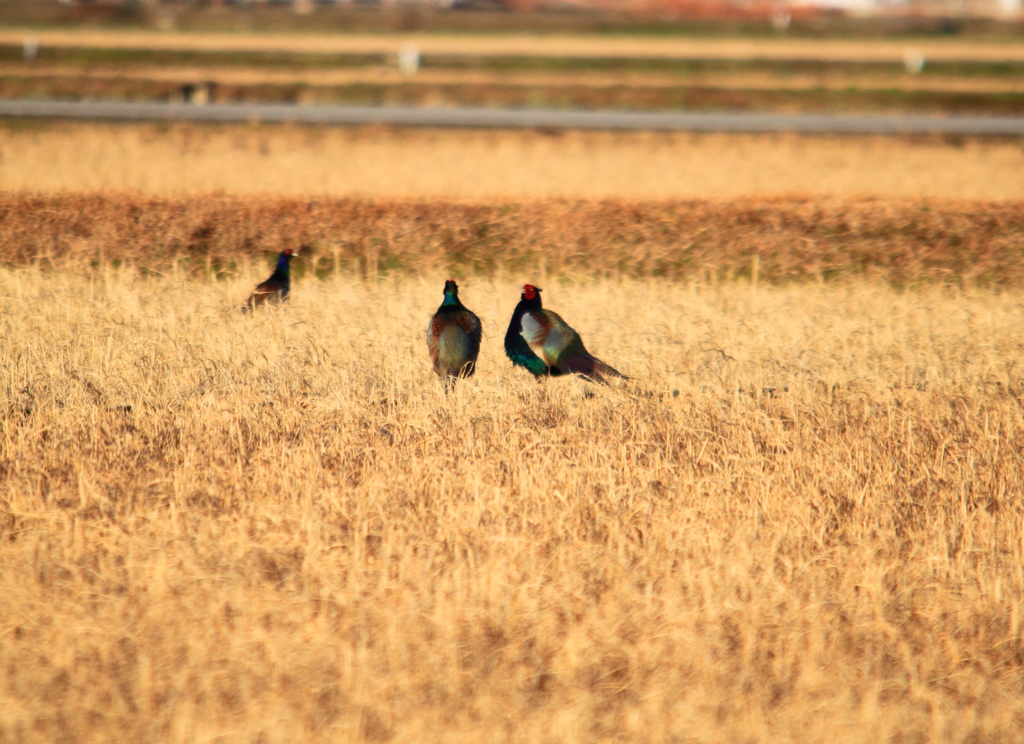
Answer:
[{"left": 2, "top": 99, "right": 1023, "bottom": 136}]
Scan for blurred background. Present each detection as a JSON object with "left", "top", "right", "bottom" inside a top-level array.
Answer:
[
  {"left": 2, "top": 0, "right": 1023, "bottom": 114},
  {"left": 0, "top": 0, "right": 1022, "bottom": 199}
]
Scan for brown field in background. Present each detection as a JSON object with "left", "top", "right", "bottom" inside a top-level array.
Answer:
[
  {"left": 3, "top": 194, "right": 1024, "bottom": 287},
  {"left": 6, "top": 70, "right": 1024, "bottom": 116},
  {"left": 9, "top": 64, "right": 1024, "bottom": 95},
  {"left": 3, "top": 30, "right": 1024, "bottom": 62},
  {"left": 3, "top": 123, "right": 1024, "bottom": 200},
  {"left": 1, "top": 266, "right": 1023, "bottom": 743}
]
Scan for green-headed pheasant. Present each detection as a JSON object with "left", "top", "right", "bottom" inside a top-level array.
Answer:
[
  {"left": 504, "top": 284, "right": 626, "bottom": 383},
  {"left": 427, "top": 280, "right": 482, "bottom": 390},
  {"left": 246, "top": 249, "right": 295, "bottom": 310}
]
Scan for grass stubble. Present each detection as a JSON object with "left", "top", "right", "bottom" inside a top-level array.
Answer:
[
  {"left": 1, "top": 255, "right": 1023, "bottom": 742},
  {"left": 3, "top": 123, "right": 1024, "bottom": 200}
]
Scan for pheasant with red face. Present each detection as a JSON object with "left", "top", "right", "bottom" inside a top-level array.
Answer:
[
  {"left": 246, "top": 249, "right": 296, "bottom": 310},
  {"left": 504, "top": 284, "right": 626, "bottom": 383},
  {"left": 427, "top": 280, "right": 482, "bottom": 390}
]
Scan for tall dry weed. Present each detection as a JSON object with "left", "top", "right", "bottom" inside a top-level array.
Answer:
[{"left": 3, "top": 195, "right": 1024, "bottom": 287}]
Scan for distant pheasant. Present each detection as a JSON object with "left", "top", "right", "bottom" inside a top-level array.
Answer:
[
  {"left": 427, "top": 280, "right": 482, "bottom": 390},
  {"left": 246, "top": 249, "right": 295, "bottom": 310},
  {"left": 504, "top": 284, "right": 626, "bottom": 383}
]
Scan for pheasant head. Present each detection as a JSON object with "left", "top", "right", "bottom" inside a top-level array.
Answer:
[
  {"left": 277, "top": 249, "right": 296, "bottom": 270},
  {"left": 442, "top": 279, "right": 462, "bottom": 306}
]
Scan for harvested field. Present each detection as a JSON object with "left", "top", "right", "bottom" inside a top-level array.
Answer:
[
  {"left": 5, "top": 28, "right": 1024, "bottom": 117},
  {"left": 3, "top": 123, "right": 1024, "bottom": 200},
  {"left": 5, "top": 70, "right": 1024, "bottom": 115},
  {"left": 4, "top": 194, "right": 1024, "bottom": 288},
  {"left": 8, "top": 64, "right": 1024, "bottom": 95},
  {"left": 1, "top": 259, "right": 1023, "bottom": 743},
  {"left": 3, "top": 30, "right": 1024, "bottom": 63}
]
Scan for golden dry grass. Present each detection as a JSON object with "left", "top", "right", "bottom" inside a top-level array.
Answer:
[
  {"left": 3, "top": 123, "right": 1024, "bottom": 200},
  {"left": 1, "top": 263, "right": 1024, "bottom": 743},
  {"left": 3, "top": 29, "right": 1024, "bottom": 62}
]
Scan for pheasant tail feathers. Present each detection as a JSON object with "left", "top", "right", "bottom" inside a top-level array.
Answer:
[{"left": 559, "top": 352, "right": 628, "bottom": 385}]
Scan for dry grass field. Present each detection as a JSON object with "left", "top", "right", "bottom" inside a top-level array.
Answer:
[
  {"left": 4, "top": 194, "right": 1024, "bottom": 287},
  {"left": 2, "top": 116, "right": 1024, "bottom": 740},
  {"left": 4, "top": 30, "right": 1024, "bottom": 63},
  {"left": 1, "top": 256, "right": 1024, "bottom": 743},
  {"left": 7, "top": 28, "right": 1024, "bottom": 115},
  {"left": 9, "top": 64, "right": 1024, "bottom": 96},
  {"left": 6, "top": 68, "right": 1024, "bottom": 115},
  {"left": 3, "top": 123, "right": 1024, "bottom": 200}
]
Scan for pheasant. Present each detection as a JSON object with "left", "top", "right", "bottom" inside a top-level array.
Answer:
[
  {"left": 427, "top": 280, "right": 482, "bottom": 390},
  {"left": 504, "top": 284, "right": 626, "bottom": 383},
  {"left": 246, "top": 249, "right": 295, "bottom": 310}
]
